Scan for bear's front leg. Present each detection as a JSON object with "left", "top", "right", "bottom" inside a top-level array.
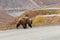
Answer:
[
  {"left": 28, "top": 24, "right": 32, "bottom": 28},
  {"left": 16, "top": 23, "right": 20, "bottom": 29}
]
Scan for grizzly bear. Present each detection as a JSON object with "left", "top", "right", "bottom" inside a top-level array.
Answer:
[{"left": 16, "top": 15, "right": 32, "bottom": 29}]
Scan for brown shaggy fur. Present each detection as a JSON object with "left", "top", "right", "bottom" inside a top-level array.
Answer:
[{"left": 16, "top": 17, "right": 32, "bottom": 29}]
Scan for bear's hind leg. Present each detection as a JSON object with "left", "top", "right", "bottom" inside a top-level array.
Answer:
[
  {"left": 28, "top": 24, "right": 32, "bottom": 28},
  {"left": 23, "top": 24, "right": 27, "bottom": 29}
]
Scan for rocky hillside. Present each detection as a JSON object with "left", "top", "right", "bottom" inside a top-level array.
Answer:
[
  {"left": 0, "top": 0, "right": 38, "bottom": 9},
  {"left": 0, "top": 8, "right": 14, "bottom": 27},
  {"left": 33, "top": 0, "right": 60, "bottom": 5},
  {"left": 0, "top": 9, "right": 14, "bottom": 22},
  {"left": 0, "top": 0, "right": 60, "bottom": 10}
]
